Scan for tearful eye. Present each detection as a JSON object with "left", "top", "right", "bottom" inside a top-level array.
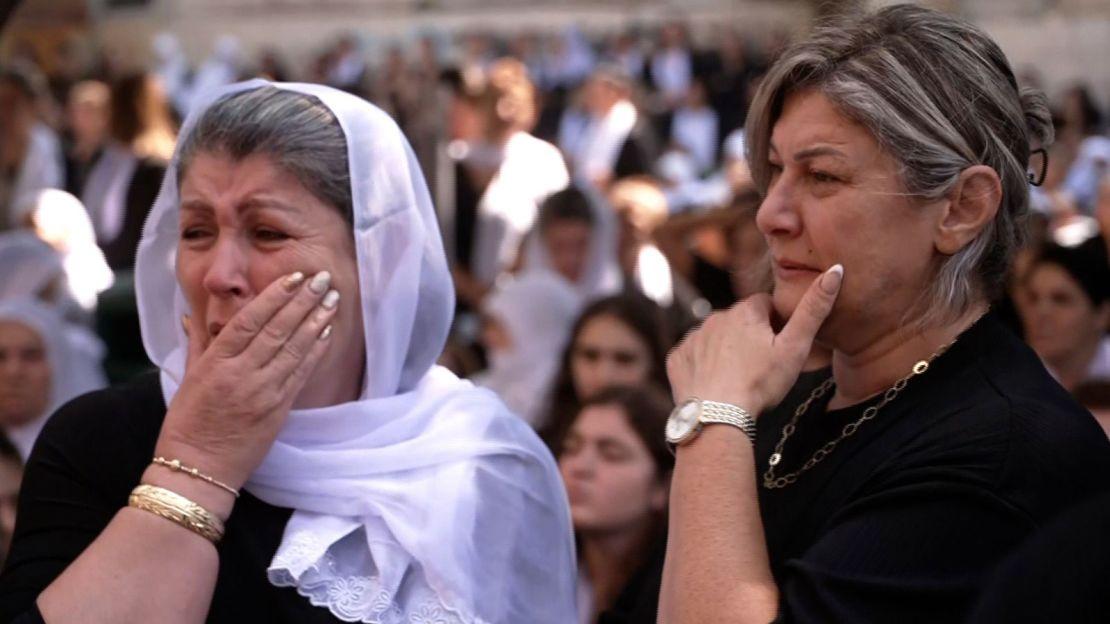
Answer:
[
  {"left": 254, "top": 229, "right": 289, "bottom": 242},
  {"left": 811, "top": 170, "right": 839, "bottom": 184},
  {"left": 181, "top": 228, "right": 211, "bottom": 241}
]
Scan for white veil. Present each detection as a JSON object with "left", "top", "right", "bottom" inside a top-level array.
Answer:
[
  {"left": 0, "top": 299, "right": 107, "bottom": 461},
  {"left": 134, "top": 80, "right": 576, "bottom": 623}
]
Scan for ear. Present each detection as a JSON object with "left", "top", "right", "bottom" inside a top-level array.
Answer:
[{"left": 934, "top": 165, "right": 1002, "bottom": 256}]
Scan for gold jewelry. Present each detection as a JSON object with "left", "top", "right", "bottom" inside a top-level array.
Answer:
[
  {"left": 152, "top": 456, "right": 239, "bottom": 498},
  {"left": 762, "top": 341, "right": 954, "bottom": 490},
  {"left": 128, "top": 484, "right": 225, "bottom": 543}
]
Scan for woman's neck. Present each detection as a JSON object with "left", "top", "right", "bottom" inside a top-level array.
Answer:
[
  {"left": 828, "top": 302, "right": 989, "bottom": 410},
  {"left": 1045, "top": 338, "right": 1101, "bottom": 391},
  {"left": 581, "top": 521, "right": 653, "bottom": 616}
]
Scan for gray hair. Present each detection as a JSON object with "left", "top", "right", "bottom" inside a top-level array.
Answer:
[
  {"left": 176, "top": 86, "right": 353, "bottom": 225},
  {"left": 745, "top": 3, "right": 1053, "bottom": 327}
]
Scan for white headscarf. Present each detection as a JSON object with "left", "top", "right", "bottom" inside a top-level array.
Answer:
[
  {"left": 475, "top": 270, "right": 582, "bottom": 429},
  {"left": 0, "top": 299, "right": 106, "bottom": 461},
  {"left": 3, "top": 123, "right": 63, "bottom": 228},
  {"left": 17, "top": 189, "right": 114, "bottom": 312},
  {"left": 523, "top": 185, "right": 622, "bottom": 301},
  {"left": 135, "top": 80, "right": 577, "bottom": 623}
]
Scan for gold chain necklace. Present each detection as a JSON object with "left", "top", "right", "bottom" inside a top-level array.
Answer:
[{"left": 762, "top": 340, "right": 955, "bottom": 490}]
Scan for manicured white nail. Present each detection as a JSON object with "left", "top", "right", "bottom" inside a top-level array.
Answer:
[
  {"left": 283, "top": 272, "right": 305, "bottom": 291},
  {"left": 309, "top": 271, "right": 331, "bottom": 294},
  {"left": 319, "top": 324, "right": 333, "bottom": 340},
  {"left": 321, "top": 289, "right": 340, "bottom": 310},
  {"left": 820, "top": 264, "right": 844, "bottom": 294}
]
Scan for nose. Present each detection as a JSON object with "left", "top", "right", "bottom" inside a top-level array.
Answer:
[
  {"left": 564, "top": 448, "right": 596, "bottom": 479},
  {"left": 756, "top": 175, "right": 802, "bottom": 240},
  {"left": 201, "top": 236, "right": 251, "bottom": 299}
]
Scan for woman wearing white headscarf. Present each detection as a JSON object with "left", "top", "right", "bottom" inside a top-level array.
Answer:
[
  {"left": 475, "top": 270, "right": 582, "bottom": 428},
  {"left": 0, "top": 81, "right": 576, "bottom": 623},
  {"left": 0, "top": 299, "right": 106, "bottom": 462}
]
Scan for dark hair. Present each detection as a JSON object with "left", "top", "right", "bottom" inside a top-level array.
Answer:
[
  {"left": 0, "top": 435, "right": 21, "bottom": 467},
  {"left": 537, "top": 186, "right": 595, "bottom": 232},
  {"left": 0, "top": 65, "right": 37, "bottom": 102},
  {"left": 1064, "top": 84, "right": 1104, "bottom": 136},
  {"left": 571, "top": 384, "right": 675, "bottom": 480},
  {"left": 541, "top": 293, "right": 674, "bottom": 455},
  {"left": 176, "top": 86, "right": 353, "bottom": 225},
  {"left": 1028, "top": 239, "right": 1110, "bottom": 308}
]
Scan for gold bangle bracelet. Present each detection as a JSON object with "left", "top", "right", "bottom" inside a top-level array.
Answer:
[
  {"left": 152, "top": 456, "right": 240, "bottom": 498},
  {"left": 128, "top": 484, "right": 225, "bottom": 544}
]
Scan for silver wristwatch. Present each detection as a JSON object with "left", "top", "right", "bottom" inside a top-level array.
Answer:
[{"left": 665, "top": 398, "right": 757, "bottom": 448}]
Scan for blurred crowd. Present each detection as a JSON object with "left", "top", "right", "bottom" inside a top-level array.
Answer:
[{"left": 1, "top": 21, "right": 1109, "bottom": 621}]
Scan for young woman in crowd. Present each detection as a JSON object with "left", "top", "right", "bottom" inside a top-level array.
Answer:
[
  {"left": 541, "top": 293, "right": 672, "bottom": 455},
  {"left": 558, "top": 385, "right": 673, "bottom": 624},
  {"left": 1020, "top": 240, "right": 1110, "bottom": 391}
]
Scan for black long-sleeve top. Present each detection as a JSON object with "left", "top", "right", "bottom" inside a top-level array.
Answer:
[{"left": 753, "top": 314, "right": 1110, "bottom": 622}]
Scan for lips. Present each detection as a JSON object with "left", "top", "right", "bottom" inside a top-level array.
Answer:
[{"left": 773, "top": 257, "right": 822, "bottom": 280}]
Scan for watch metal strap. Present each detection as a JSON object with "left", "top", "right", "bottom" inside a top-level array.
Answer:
[{"left": 700, "top": 400, "right": 757, "bottom": 443}]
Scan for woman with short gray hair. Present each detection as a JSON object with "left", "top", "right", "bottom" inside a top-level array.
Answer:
[
  {"left": 661, "top": 4, "right": 1110, "bottom": 622},
  {"left": 0, "top": 82, "right": 576, "bottom": 623}
]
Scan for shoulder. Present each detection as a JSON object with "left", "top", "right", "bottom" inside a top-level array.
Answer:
[{"left": 32, "top": 371, "right": 166, "bottom": 485}]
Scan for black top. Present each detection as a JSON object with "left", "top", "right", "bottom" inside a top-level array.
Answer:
[
  {"left": 969, "top": 489, "right": 1110, "bottom": 623},
  {"left": 753, "top": 314, "right": 1110, "bottom": 623},
  {"left": 0, "top": 372, "right": 345, "bottom": 623}
]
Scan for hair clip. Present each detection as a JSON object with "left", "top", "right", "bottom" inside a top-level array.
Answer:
[{"left": 1028, "top": 147, "right": 1048, "bottom": 187}]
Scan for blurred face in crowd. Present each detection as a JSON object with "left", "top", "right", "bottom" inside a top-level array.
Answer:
[
  {"left": 66, "top": 82, "right": 111, "bottom": 149},
  {"left": 583, "top": 76, "right": 624, "bottom": 117},
  {"left": 542, "top": 218, "right": 592, "bottom": 283},
  {"left": 559, "top": 403, "right": 667, "bottom": 535},
  {"left": 1021, "top": 262, "right": 1110, "bottom": 366},
  {"left": 176, "top": 152, "right": 364, "bottom": 407},
  {"left": 0, "top": 454, "right": 20, "bottom": 559},
  {"left": 571, "top": 314, "right": 652, "bottom": 399},
  {"left": 609, "top": 180, "right": 668, "bottom": 248},
  {"left": 0, "top": 320, "right": 51, "bottom": 428},
  {"left": 756, "top": 90, "right": 944, "bottom": 345}
]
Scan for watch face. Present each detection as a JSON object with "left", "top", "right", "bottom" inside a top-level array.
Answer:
[{"left": 666, "top": 399, "right": 701, "bottom": 443}]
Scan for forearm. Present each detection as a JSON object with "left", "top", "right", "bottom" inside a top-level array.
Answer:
[
  {"left": 659, "top": 425, "right": 778, "bottom": 624},
  {"left": 36, "top": 468, "right": 232, "bottom": 624}
]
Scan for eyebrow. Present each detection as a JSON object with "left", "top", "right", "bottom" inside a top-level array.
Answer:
[
  {"left": 178, "top": 197, "right": 302, "bottom": 216},
  {"left": 768, "top": 143, "right": 849, "bottom": 162}
]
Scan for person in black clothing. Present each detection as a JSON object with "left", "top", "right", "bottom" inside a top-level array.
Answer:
[
  {"left": 660, "top": 5, "right": 1110, "bottom": 623},
  {"left": 0, "top": 82, "right": 576, "bottom": 623},
  {"left": 558, "top": 385, "right": 672, "bottom": 624}
]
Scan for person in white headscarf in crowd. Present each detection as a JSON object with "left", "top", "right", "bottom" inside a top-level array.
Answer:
[
  {"left": 0, "top": 232, "right": 71, "bottom": 310},
  {"left": 0, "top": 81, "right": 576, "bottom": 624},
  {"left": 184, "top": 36, "right": 243, "bottom": 115},
  {"left": 152, "top": 32, "right": 191, "bottom": 117},
  {"left": 524, "top": 185, "right": 622, "bottom": 301},
  {"left": 571, "top": 65, "right": 659, "bottom": 191},
  {"left": 449, "top": 58, "right": 570, "bottom": 308},
  {"left": 0, "top": 66, "right": 64, "bottom": 230},
  {"left": 0, "top": 299, "right": 107, "bottom": 462},
  {"left": 475, "top": 270, "right": 583, "bottom": 429},
  {"left": 14, "top": 189, "right": 113, "bottom": 313}
]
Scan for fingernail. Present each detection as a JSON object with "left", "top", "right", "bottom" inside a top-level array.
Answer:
[
  {"left": 820, "top": 264, "right": 844, "bottom": 294},
  {"left": 319, "top": 324, "right": 333, "bottom": 340},
  {"left": 181, "top": 315, "right": 190, "bottom": 334},
  {"left": 321, "top": 289, "right": 340, "bottom": 310},
  {"left": 308, "top": 271, "right": 331, "bottom": 294},
  {"left": 283, "top": 272, "right": 305, "bottom": 291}
]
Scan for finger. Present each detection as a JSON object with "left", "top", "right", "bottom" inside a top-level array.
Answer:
[
  {"left": 278, "top": 315, "right": 337, "bottom": 398},
  {"left": 209, "top": 271, "right": 306, "bottom": 358},
  {"left": 243, "top": 271, "right": 336, "bottom": 366},
  {"left": 778, "top": 264, "right": 843, "bottom": 352},
  {"left": 266, "top": 288, "right": 340, "bottom": 381},
  {"left": 183, "top": 314, "right": 204, "bottom": 372}
]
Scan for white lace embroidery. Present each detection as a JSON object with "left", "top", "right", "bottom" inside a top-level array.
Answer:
[{"left": 268, "top": 531, "right": 491, "bottom": 624}]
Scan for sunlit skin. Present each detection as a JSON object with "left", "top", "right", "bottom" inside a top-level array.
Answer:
[
  {"left": 541, "top": 220, "right": 592, "bottom": 284},
  {"left": 176, "top": 152, "right": 365, "bottom": 409},
  {"left": 757, "top": 90, "right": 942, "bottom": 354},
  {"left": 571, "top": 315, "right": 653, "bottom": 400},
  {"left": 0, "top": 320, "right": 51, "bottom": 428},
  {"left": 1021, "top": 263, "right": 1110, "bottom": 389}
]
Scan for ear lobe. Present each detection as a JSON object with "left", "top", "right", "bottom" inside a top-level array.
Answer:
[{"left": 934, "top": 165, "right": 1003, "bottom": 256}]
